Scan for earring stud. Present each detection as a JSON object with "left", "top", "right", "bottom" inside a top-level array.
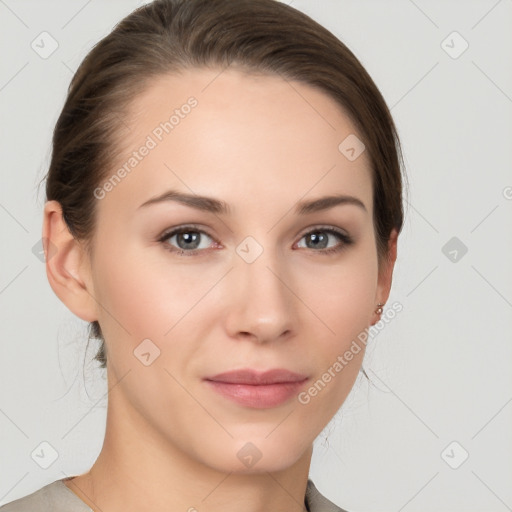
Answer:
[{"left": 375, "top": 302, "right": 384, "bottom": 315}]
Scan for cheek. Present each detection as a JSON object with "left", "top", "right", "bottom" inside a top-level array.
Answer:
[
  {"left": 299, "top": 243, "right": 378, "bottom": 333},
  {"left": 90, "top": 237, "right": 222, "bottom": 368},
  {"left": 295, "top": 242, "right": 377, "bottom": 399},
  {"left": 297, "top": 276, "right": 372, "bottom": 425}
]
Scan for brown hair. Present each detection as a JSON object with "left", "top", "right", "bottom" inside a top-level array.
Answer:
[{"left": 42, "top": 0, "right": 408, "bottom": 369}]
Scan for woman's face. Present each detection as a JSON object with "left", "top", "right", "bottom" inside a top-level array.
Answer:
[{"left": 81, "top": 67, "right": 394, "bottom": 473}]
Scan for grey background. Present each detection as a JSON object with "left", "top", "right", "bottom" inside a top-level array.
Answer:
[{"left": 1, "top": 0, "right": 511, "bottom": 510}]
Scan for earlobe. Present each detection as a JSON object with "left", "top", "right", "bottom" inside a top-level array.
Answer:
[{"left": 42, "top": 200, "right": 98, "bottom": 323}]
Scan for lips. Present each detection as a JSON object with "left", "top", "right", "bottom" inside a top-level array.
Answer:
[
  {"left": 204, "top": 368, "right": 309, "bottom": 408},
  {"left": 205, "top": 368, "right": 308, "bottom": 385}
]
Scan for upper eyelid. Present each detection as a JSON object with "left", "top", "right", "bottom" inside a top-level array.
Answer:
[{"left": 159, "top": 224, "right": 216, "bottom": 241}]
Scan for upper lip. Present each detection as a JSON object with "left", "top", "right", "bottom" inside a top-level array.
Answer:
[{"left": 205, "top": 369, "right": 308, "bottom": 385}]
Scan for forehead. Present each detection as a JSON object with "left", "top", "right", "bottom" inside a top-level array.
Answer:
[{"left": 100, "top": 67, "right": 373, "bottom": 218}]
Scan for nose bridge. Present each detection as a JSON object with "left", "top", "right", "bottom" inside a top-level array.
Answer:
[
  {"left": 241, "top": 248, "right": 285, "bottom": 303},
  {"left": 226, "top": 236, "right": 295, "bottom": 340}
]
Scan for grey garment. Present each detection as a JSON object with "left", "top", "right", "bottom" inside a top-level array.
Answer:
[
  {"left": 0, "top": 479, "right": 92, "bottom": 512},
  {"left": 0, "top": 477, "right": 348, "bottom": 512},
  {"left": 306, "top": 479, "right": 349, "bottom": 512}
]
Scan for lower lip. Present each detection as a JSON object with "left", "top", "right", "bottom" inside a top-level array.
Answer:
[{"left": 204, "top": 379, "right": 307, "bottom": 409}]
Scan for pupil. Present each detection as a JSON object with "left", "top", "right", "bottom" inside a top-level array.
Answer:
[
  {"left": 308, "top": 232, "right": 327, "bottom": 249},
  {"left": 178, "top": 232, "right": 200, "bottom": 250}
]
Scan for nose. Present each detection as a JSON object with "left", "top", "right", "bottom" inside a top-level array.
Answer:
[{"left": 223, "top": 245, "right": 297, "bottom": 344}]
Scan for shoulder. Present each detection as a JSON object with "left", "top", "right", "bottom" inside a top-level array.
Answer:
[
  {"left": 306, "top": 479, "right": 350, "bottom": 512},
  {"left": 0, "top": 479, "right": 92, "bottom": 512},
  {"left": 1, "top": 477, "right": 346, "bottom": 512}
]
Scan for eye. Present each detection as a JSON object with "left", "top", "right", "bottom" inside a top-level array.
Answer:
[
  {"left": 295, "top": 226, "right": 353, "bottom": 255},
  {"left": 158, "top": 225, "right": 218, "bottom": 256},
  {"left": 157, "top": 224, "right": 353, "bottom": 257}
]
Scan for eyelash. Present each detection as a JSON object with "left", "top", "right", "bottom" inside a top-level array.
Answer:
[{"left": 157, "top": 224, "right": 354, "bottom": 257}]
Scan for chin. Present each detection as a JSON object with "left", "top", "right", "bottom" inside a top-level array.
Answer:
[{"left": 198, "top": 435, "right": 309, "bottom": 474}]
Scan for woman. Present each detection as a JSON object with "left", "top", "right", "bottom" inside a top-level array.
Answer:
[{"left": 0, "top": 0, "right": 405, "bottom": 510}]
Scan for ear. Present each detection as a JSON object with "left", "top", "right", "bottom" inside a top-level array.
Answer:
[
  {"left": 42, "top": 200, "right": 98, "bottom": 322},
  {"left": 371, "top": 228, "right": 398, "bottom": 325}
]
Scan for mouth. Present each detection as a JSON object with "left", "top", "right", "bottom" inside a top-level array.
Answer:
[{"left": 203, "top": 368, "right": 309, "bottom": 409}]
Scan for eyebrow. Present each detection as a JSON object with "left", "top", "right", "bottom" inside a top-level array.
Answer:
[{"left": 138, "top": 189, "right": 367, "bottom": 215}]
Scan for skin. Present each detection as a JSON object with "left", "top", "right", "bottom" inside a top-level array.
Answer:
[{"left": 43, "top": 67, "right": 397, "bottom": 512}]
